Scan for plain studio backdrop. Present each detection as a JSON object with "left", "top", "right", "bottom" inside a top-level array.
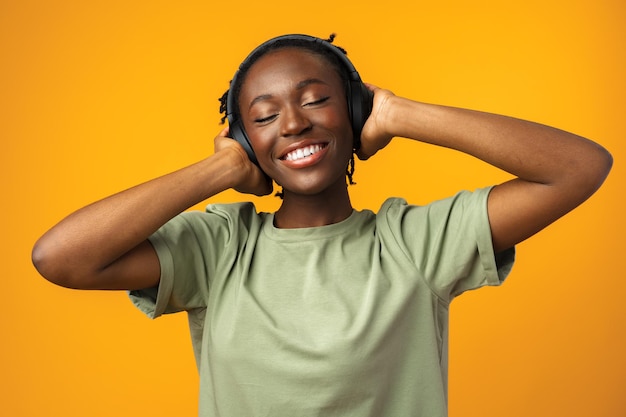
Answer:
[{"left": 2, "top": 1, "right": 624, "bottom": 416}]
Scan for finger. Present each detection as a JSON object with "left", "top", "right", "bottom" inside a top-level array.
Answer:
[
  {"left": 218, "top": 125, "right": 230, "bottom": 138},
  {"left": 356, "top": 148, "right": 372, "bottom": 161},
  {"left": 363, "top": 82, "right": 380, "bottom": 92}
]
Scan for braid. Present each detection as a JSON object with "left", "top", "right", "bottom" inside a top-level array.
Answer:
[
  {"left": 218, "top": 89, "right": 229, "bottom": 124},
  {"left": 346, "top": 153, "right": 356, "bottom": 185},
  {"left": 325, "top": 33, "right": 347, "bottom": 55}
]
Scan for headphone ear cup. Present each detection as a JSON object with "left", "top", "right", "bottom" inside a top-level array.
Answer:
[
  {"left": 229, "top": 118, "right": 259, "bottom": 166},
  {"left": 348, "top": 81, "right": 374, "bottom": 151}
]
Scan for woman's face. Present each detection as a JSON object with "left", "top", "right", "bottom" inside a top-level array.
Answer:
[{"left": 238, "top": 47, "right": 354, "bottom": 196}]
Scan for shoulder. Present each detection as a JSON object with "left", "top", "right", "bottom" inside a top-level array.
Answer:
[
  {"left": 153, "top": 201, "right": 267, "bottom": 246},
  {"left": 204, "top": 201, "right": 266, "bottom": 224},
  {"left": 174, "top": 201, "right": 266, "bottom": 226},
  {"left": 373, "top": 188, "right": 495, "bottom": 266},
  {"left": 376, "top": 187, "right": 511, "bottom": 300},
  {"left": 377, "top": 187, "right": 493, "bottom": 226}
]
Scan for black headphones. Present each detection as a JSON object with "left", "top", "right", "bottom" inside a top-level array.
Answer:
[{"left": 225, "top": 34, "right": 373, "bottom": 166}]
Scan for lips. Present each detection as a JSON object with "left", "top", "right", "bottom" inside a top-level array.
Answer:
[{"left": 281, "top": 143, "right": 327, "bottom": 161}]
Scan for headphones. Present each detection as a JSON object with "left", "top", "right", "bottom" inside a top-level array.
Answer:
[{"left": 225, "top": 34, "right": 373, "bottom": 166}]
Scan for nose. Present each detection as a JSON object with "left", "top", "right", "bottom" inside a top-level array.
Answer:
[{"left": 280, "top": 105, "right": 312, "bottom": 137}]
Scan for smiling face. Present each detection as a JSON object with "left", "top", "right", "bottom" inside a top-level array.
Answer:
[{"left": 238, "top": 47, "right": 354, "bottom": 197}]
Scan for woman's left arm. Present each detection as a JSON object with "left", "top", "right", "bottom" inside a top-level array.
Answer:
[{"left": 359, "top": 86, "right": 613, "bottom": 253}]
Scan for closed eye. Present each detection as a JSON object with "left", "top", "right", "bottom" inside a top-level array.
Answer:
[
  {"left": 254, "top": 114, "right": 278, "bottom": 124},
  {"left": 304, "top": 97, "right": 330, "bottom": 107}
]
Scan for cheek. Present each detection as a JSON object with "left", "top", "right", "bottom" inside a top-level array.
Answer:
[
  {"left": 244, "top": 123, "right": 274, "bottom": 155},
  {"left": 327, "top": 111, "right": 355, "bottom": 151},
  {"left": 313, "top": 104, "right": 353, "bottom": 137},
  {"left": 245, "top": 127, "right": 282, "bottom": 175}
]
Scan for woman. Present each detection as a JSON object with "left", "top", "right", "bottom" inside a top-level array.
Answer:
[{"left": 32, "top": 34, "right": 612, "bottom": 416}]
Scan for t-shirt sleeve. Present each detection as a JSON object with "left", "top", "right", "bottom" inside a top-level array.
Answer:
[
  {"left": 380, "top": 187, "right": 515, "bottom": 302},
  {"left": 129, "top": 204, "right": 246, "bottom": 319}
]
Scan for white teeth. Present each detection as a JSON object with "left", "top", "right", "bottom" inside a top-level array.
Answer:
[{"left": 285, "top": 144, "right": 323, "bottom": 161}]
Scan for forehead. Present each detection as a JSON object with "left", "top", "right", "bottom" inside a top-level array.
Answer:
[{"left": 240, "top": 48, "right": 343, "bottom": 97}]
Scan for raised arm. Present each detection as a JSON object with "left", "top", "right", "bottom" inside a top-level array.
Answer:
[
  {"left": 359, "top": 86, "right": 613, "bottom": 253},
  {"left": 32, "top": 128, "right": 271, "bottom": 291}
]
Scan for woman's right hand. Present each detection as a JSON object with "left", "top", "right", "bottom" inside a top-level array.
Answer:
[{"left": 213, "top": 127, "right": 273, "bottom": 196}]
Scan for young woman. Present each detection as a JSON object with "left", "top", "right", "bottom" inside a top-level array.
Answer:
[{"left": 32, "top": 34, "right": 612, "bottom": 416}]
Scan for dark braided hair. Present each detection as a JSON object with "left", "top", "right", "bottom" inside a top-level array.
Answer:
[{"left": 218, "top": 34, "right": 357, "bottom": 195}]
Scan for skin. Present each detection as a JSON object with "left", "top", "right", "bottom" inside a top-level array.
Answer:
[{"left": 31, "top": 47, "right": 612, "bottom": 291}]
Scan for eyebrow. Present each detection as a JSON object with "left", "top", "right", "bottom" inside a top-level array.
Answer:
[
  {"left": 296, "top": 78, "right": 327, "bottom": 90},
  {"left": 248, "top": 78, "right": 329, "bottom": 110}
]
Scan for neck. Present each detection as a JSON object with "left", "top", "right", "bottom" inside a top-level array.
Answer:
[{"left": 273, "top": 186, "right": 353, "bottom": 229}]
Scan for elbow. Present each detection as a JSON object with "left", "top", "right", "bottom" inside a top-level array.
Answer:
[
  {"left": 31, "top": 237, "right": 78, "bottom": 289},
  {"left": 563, "top": 143, "right": 613, "bottom": 209},
  {"left": 584, "top": 144, "right": 613, "bottom": 194},
  {"left": 599, "top": 146, "right": 613, "bottom": 179},
  {"left": 551, "top": 141, "right": 613, "bottom": 211}
]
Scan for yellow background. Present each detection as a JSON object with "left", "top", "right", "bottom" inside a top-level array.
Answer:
[{"left": 2, "top": 0, "right": 624, "bottom": 416}]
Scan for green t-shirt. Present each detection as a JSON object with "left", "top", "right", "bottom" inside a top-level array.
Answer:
[{"left": 130, "top": 187, "right": 514, "bottom": 417}]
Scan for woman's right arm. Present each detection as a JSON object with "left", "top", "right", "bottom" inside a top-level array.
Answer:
[{"left": 32, "top": 128, "right": 271, "bottom": 291}]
